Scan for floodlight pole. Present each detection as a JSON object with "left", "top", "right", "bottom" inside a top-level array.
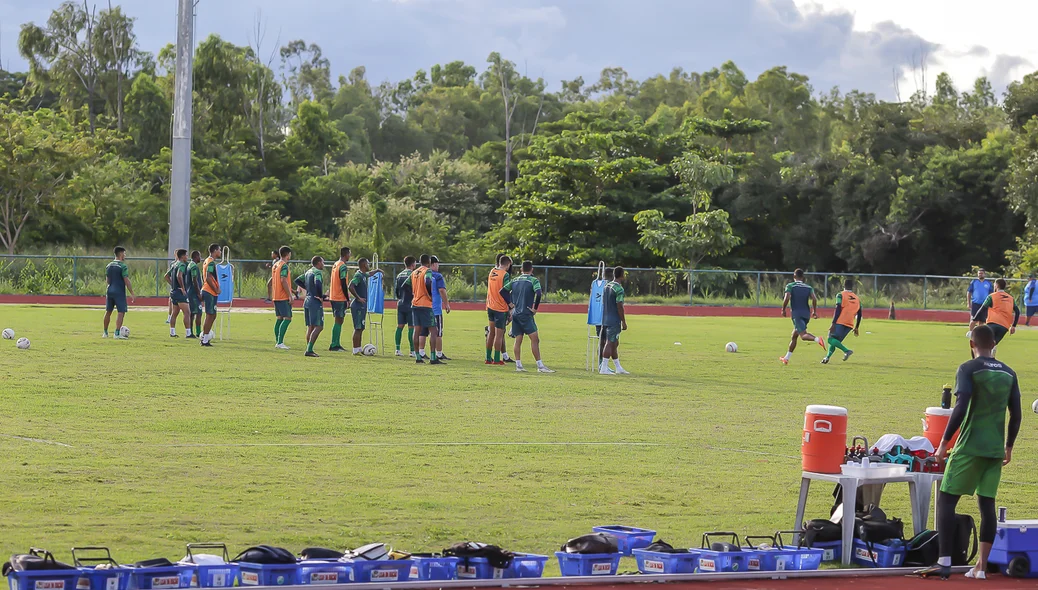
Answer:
[{"left": 168, "top": 0, "right": 195, "bottom": 258}]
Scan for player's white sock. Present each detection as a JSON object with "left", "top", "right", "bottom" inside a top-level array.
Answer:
[
  {"left": 353, "top": 347, "right": 361, "bottom": 354},
  {"left": 614, "top": 359, "right": 626, "bottom": 373},
  {"left": 170, "top": 328, "right": 176, "bottom": 336},
  {"left": 515, "top": 360, "right": 523, "bottom": 370},
  {"left": 537, "top": 360, "right": 546, "bottom": 368},
  {"left": 783, "top": 351, "right": 792, "bottom": 361},
  {"left": 187, "top": 329, "right": 193, "bottom": 337},
  {"left": 502, "top": 352, "right": 511, "bottom": 361}
]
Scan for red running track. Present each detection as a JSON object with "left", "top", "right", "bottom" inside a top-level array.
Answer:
[
  {"left": 540, "top": 576, "right": 1033, "bottom": 590},
  {"left": 0, "top": 296, "right": 966, "bottom": 323}
]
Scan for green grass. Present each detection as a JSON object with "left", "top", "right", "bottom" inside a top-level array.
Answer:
[{"left": 1, "top": 306, "right": 1036, "bottom": 573}]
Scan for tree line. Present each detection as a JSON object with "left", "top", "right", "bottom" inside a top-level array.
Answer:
[{"left": 6, "top": 0, "right": 1038, "bottom": 278}]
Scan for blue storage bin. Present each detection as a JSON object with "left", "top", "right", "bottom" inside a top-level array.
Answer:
[
  {"left": 631, "top": 548, "right": 700, "bottom": 574},
  {"left": 505, "top": 554, "right": 548, "bottom": 579},
  {"left": 555, "top": 552, "right": 620, "bottom": 577},
  {"left": 7, "top": 570, "right": 82, "bottom": 590},
  {"left": 127, "top": 565, "right": 192, "bottom": 590},
  {"left": 809, "top": 541, "right": 842, "bottom": 563},
  {"left": 296, "top": 561, "right": 349, "bottom": 585},
  {"left": 698, "top": 533, "right": 756, "bottom": 573},
  {"left": 743, "top": 536, "right": 798, "bottom": 572},
  {"left": 237, "top": 563, "right": 297, "bottom": 587},
  {"left": 851, "top": 539, "right": 905, "bottom": 568},
  {"left": 342, "top": 560, "right": 411, "bottom": 583},
  {"left": 592, "top": 526, "right": 655, "bottom": 556},
  {"left": 454, "top": 553, "right": 547, "bottom": 580},
  {"left": 408, "top": 556, "right": 459, "bottom": 581},
  {"left": 179, "top": 544, "right": 238, "bottom": 588},
  {"left": 990, "top": 520, "right": 1038, "bottom": 578},
  {"left": 72, "top": 547, "right": 131, "bottom": 590}
]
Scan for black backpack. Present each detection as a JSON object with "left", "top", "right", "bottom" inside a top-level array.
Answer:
[
  {"left": 299, "top": 548, "right": 344, "bottom": 560},
  {"left": 232, "top": 546, "right": 296, "bottom": 565},
  {"left": 904, "top": 530, "right": 939, "bottom": 567},
  {"left": 951, "top": 514, "right": 978, "bottom": 566},
  {"left": 561, "top": 533, "right": 619, "bottom": 555},
  {"left": 803, "top": 519, "right": 841, "bottom": 546},
  {"left": 3, "top": 550, "right": 76, "bottom": 576},
  {"left": 443, "top": 543, "right": 514, "bottom": 569}
]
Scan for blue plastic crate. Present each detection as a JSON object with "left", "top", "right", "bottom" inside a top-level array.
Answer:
[
  {"left": 851, "top": 539, "right": 905, "bottom": 568},
  {"left": 989, "top": 520, "right": 1038, "bottom": 578},
  {"left": 237, "top": 563, "right": 297, "bottom": 587},
  {"left": 592, "top": 526, "right": 655, "bottom": 556},
  {"left": 454, "top": 553, "right": 548, "bottom": 580},
  {"left": 342, "top": 560, "right": 411, "bottom": 583},
  {"left": 698, "top": 533, "right": 756, "bottom": 573},
  {"left": 809, "top": 541, "right": 842, "bottom": 563},
  {"left": 7, "top": 570, "right": 83, "bottom": 590},
  {"left": 296, "top": 561, "right": 349, "bottom": 585},
  {"left": 127, "top": 566, "right": 192, "bottom": 590},
  {"left": 749, "top": 533, "right": 824, "bottom": 572},
  {"left": 408, "top": 556, "right": 459, "bottom": 581},
  {"left": 180, "top": 544, "right": 238, "bottom": 588},
  {"left": 555, "top": 552, "right": 620, "bottom": 577},
  {"left": 76, "top": 568, "right": 131, "bottom": 590},
  {"left": 506, "top": 554, "right": 548, "bottom": 579},
  {"left": 631, "top": 549, "right": 701, "bottom": 574}
]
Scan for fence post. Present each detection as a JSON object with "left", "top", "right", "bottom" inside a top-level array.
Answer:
[
  {"left": 689, "top": 268, "right": 694, "bottom": 305},
  {"left": 923, "top": 276, "right": 928, "bottom": 310},
  {"left": 756, "top": 272, "right": 761, "bottom": 307},
  {"left": 72, "top": 256, "right": 78, "bottom": 296},
  {"left": 544, "top": 267, "right": 549, "bottom": 298},
  {"left": 873, "top": 274, "right": 879, "bottom": 308},
  {"left": 155, "top": 259, "right": 161, "bottom": 297},
  {"left": 472, "top": 265, "right": 477, "bottom": 303},
  {"left": 823, "top": 273, "right": 829, "bottom": 306}
]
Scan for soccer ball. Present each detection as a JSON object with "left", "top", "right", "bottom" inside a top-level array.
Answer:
[
  {"left": 16, "top": 337, "right": 30, "bottom": 350},
  {"left": 1032, "top": 399, "right": 1038, "bottom": 414},
  {"left": 119, "top": 326, "right": 130, "bottom": 338},
  {"left": 725, "top": 342, "right": 738, "bottom": 353},
  {"left": 1, "top": 328, "right": 13, "bottom": 340},
  {"left": 966, "top": 330, "right": 972, "bottom": 338},
  {"left": 362, "top": 343, "right": 377, "bottom": 356}
]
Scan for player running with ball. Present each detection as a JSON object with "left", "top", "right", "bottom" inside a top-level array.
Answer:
[{"left": 779, "top": 268, "right": 825, "bottom": 365}]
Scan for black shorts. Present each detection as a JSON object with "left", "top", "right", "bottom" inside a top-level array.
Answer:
[
  {"left": 1027, "top": 305, "right": 1038, "bottom": 318},
  {"left": 971, "top": 302, "right": 988, "bottom": 323},
  {"left": 398, "top": 306, "right": 413, "bottom": 327},
  {"left": 106, "top": 293, "right": 127, "bottom": 313},
  {"left": 830, "top": 324, "right": 852, "bottom": 342},
  {"left": 990, "top": 323, "right": 1009, "bottom": 344}
]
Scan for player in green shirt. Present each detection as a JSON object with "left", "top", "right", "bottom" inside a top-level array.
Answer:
[
  {"left": 500, "top": 261, "right": 554, "bottom": 373},
  {"left": 187, "top": 251, "right": 203, "bottom": 339},
  {"left": 103, "top": 246, "right": 136, "bottom": 338},
  {"left": 599, "top": 267, "right": 629, "bottom": 375},
  {"left": 294, "top": 256, "right": 326, "bottom": 357},
  {"left": 168, "top": 249, "right": 193, "bottom": 338}
]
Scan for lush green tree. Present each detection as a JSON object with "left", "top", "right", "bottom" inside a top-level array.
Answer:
[{"left": 123, "top": 73, "right": 170, "bottom": 158}]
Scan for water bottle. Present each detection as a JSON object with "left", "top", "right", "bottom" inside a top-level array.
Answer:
[
  {"left": 941, "top": 385, "right": 952, "bottom": 409},
  {"left": 861, "top": 457, "right": 870, "bottom": 469}
]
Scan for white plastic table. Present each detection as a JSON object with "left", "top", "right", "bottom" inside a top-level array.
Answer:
[{"left": 792, "top": 470, "right": 943, "bottom": 566}]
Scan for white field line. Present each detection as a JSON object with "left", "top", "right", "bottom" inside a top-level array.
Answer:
[{"left": 1, "top": 434, "right": 73, "bottom": 447}]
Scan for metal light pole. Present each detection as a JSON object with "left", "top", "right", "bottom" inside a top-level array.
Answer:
[{"left": 168, "top": 0, "right": 195, "bottom": 257}]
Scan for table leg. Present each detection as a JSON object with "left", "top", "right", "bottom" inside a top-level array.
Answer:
[
  {"left": 907, "top": 479, "right": 923, "bottom": 535},
  {"left": 840, "top": 478, "right": 857, "bottom": 566},
  {"left": 792, "top": 477, "right": 811, "bottom": 546}
]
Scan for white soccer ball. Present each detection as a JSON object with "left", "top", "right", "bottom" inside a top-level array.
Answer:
[
  {"left": 16, "top": 337, "right": 30, "bottom": 350},
  {"left": 119, "top": 326, "right": 130, "bottom": 338},
  {"left": 362, "top": 343, "right": 377, "bottom": 356},
  {"left": 725, "top": 342, "right": 738, "bottom": 353},
  {"left": 966, "top": 330, "right": 972, "bottom": 338},
  {"left": 1, "top": 328, "right": 13, "bottom": 340},
  {"left": 1032, "top": 399, "right": 1038, "bottom": 414}
]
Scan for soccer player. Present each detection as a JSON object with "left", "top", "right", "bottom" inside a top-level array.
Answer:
[
  {"left": 328, "top": 247, "right": 352, "bottom": 352},
  {"left": 599, "top": 266, "right": 629, "bottom": 375},
  {"left": 348, "top": 258, "right": 384, "bottom": 355},
  {"left": 168, "top": 249, "right": 193, "bottom": 338},
  {"left": 103, "top": 246, "right": 136, "bottom": 339},
  {"left": 265, "top": 249, "right": 277, "bottom": 303},
  {"left": 485, "top": 255, "right": 512, "bottom": 365},
  {"left": 822, "top": 279, "right": 861, "bottom": 364},
  {"left": 272, "top": 246, "right": 294, "bottom": 350},
  {"left": 971, "top": 278, "right": 1019, "bottom": 356},
  {"left": 186, "top": 250, "right": 203, "bottom": 339},
  {"left": 394, "top": 256, "right": 417, "bottom": 357},
  {"left": 406, "top": 254, "right": 442, "bottom": 365},
  {"left": 1024, "top": 272, "right": 1038, "bottom": 326},
  {"left": 424, "top": 256, "right": 451, "bottom": 361},
  {"left": 917, "top": 325, "right": 1021, "bottom": 580},
  {"left": 199, "top": 243, "right": 221, "bottom": 347},
  {"left": 295, "top": 256, "right": 326, "bottom": 358},
  {"left": 779, "top": 268, "right": 825, "bottom": 365},
  {"left": 501, "top": 260, "right": 554, "bottom": 373},
  {"left": 967, "top": 268, "right": 994, "bottom": 333}
]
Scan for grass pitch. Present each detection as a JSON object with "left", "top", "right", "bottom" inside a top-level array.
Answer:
[{"left": 1, "top": 305, "right": 1036, "bottom": 571}]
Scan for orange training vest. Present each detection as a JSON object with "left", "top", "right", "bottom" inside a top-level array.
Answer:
[
  {"left": 486, "top": 269, "right": 509, "bottom": 312},
  {"left": 987, "top": 291, "right": 1015, "bottom": 328},
  {"left": 201, "top": 256, "right": 220, "bottom": 296},
  {"left": 836, "top": 290, "right": 860, "bottom": 328},
  {"left": 330, "top": 260, "right": 348, "bottom": 302},
  {"left": 411, "top": 266, "right": 432, "bottom": 308},
  {"left": 272, "top": 260, "right": 291, "bottom": 301}
]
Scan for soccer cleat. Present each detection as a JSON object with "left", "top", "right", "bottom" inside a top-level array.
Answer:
[
  {"left": 275, "top": 343, "right": 290, "bottom": 350},
  {"left": 395, "top": 350, "right": 403, "bottom": 357},
  {"left": 430, "top": 358, "right": 444, "bottom": 365},
  {"left": 170, "top": 334, "right": 179, "bottom": 338},
  {"left": 914, "top": 565, "right": 950, "bottom": 580},
  {"left": 201, "top": 341, "right": 213, "bottom": 347},
  {"left": 186, "top": 334, "right": 197, "bottom": 339},
  {"left": 165, "top": 317, "right": 170, "bottom": 324},
  {"left": 416, "top": 358, "right": 425, "bottom": 364},
  {"left": 102, "top": 333, "right": 108, "bottom": 338},
  {"left": 114, "top": 334, "right": 128, "bottom": 340},
  {"left": 305, "top": 351, "right": 320, "bottom": 358},
  {"left": 615, "top": 368, "right": 631, "bottom": 375},
  {"left": 599, "top": 366, "right": 615, "bottom": 375},
  {"left": 821, "top": 357, "right": 830, "bottom": 364},
  {"left": 329, "top": 346, "right": 347, "bottom": 352},
  {"left": 515, "top": 366, "right": 527, "bottom": 372},
  {"left": 493, "top": 361, "right": 506, "bottom": 366},
  {"left": 843, "top": 350, "right": 854, "bottom": 362},
  {"left": 437, "top": 354, "right": 452, "bottom": 361},
  {"left": 779, "top": 357, "right": 789, "bottom": 365},
  {"left": 409, "top": 352, "right": 417, "bottom": 358},
  {"left": 485, "top": 360, "right": 494, "bottom": 365},
  {"left": 816, "top": 337, "right": 826, "bottom": 350},
  {"left": 537, "top": 366, "right": 556, "bottom": 374},
  {"left": 503, "top": 357, "right": 515, "bottom": 363}
]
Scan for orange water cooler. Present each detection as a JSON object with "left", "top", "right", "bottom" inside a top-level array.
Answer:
[
  {"left": 923, "top": 407, "right": 958, "bottom": 448},
  {"left": 802, "top": 405, "right": 848, "bottom": 474}
]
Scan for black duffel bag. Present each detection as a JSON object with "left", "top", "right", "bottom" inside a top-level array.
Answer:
[
  {"left": 803, "top": 519, "right": 841, "bottom": 547},
  {"left": 4, "top": 549, "right": 76, "bottom": 576},
  {"left": 561, "top": 533, "right": 619, "bottom": 555},
  {"left": 232, "top": 546, "right": 296, "bottom": 565}
]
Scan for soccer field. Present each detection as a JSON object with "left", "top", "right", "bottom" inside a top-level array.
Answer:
[{"left": 1, "top": 305, "right": 1036, "bottom": 570}]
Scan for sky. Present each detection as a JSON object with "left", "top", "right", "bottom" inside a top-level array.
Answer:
[{"left": 1, "top": 0, "right": 1034, "bottom": 101}]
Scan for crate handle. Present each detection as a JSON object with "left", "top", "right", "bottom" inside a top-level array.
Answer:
[
  {"left": 72, "top": 547, "right": 118, "bottom": 567},
  {"left": 743, "top": 535, "right": 779, "bottom": 550},
  {"left": 700, "top": 532, "right": 739, "bottom": 549},
  {"left": 29, "top": 548, "right": 57, "bottom": 566},
  {"left": 185, "top": 543, "right": 230, "bottom": 563},
  {"left": 773, "top": 531, "right": 806, "bottom": 549}
]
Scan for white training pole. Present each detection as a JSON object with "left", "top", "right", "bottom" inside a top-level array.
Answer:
[{"left": 587, "top": 261, "right": 606, "bottom": 372}]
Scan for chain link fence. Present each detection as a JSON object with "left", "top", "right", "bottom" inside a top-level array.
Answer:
[{"left": 0, "top": 254, "right": 1027, "bottom": 310}]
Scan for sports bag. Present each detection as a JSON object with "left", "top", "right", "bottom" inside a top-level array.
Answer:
[
  {"left": 346, "top": 544, "right": 388, "bottom": 561},
  {"left": 803, "top": 519, "right": 841, "bottom": 546},
  {"left": 232, "top": 546, "right": 296, "bottom": 565},
  {"left": 443, "top": 543, "right": 514, "bottom": 569},
  {"left": 561, "top": 533, "right": 619, "bottom": 554},
  {"left": 702, "top": 532, "right": 742, "bottom": 552},
  {"left": 904, "top": 530, "right": 939, "bottom": 567},
  {"left": 3, "top": 550, "right": 76, "bottom": 576},
  {"left": 951, "top": 514, "right": 978, "bottom": 566},
  {"left": 299, "top": 548, "right": 344, "bottom": 560},
  {"left": 644, "top": 540, "right": 684, "bottom": 553}
]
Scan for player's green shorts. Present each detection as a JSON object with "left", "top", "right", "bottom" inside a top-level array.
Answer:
[
  {"left": 604, "top": 324, "right": 622, "bottom": 343},
  {"left": 412, "top": 307, "right": 434, "bottom": 328},
  {"left": 274, "top": 300, "right": 293, "bottom": 318},
  {"left": 188, "top": 293, "right": 202, "bottom": 315},
  {"left": 941, "top": 453, "right": 1003, "bottom": 498},
  {"left": 990, "top": 323, "right": 1009, "bottom": 344},
  {"left": 487, "top": 309, "right": 508, "bottom": 329},
  {"left": 351, "top": 302, "right": 367, "bottom": 330},
  {"left": 510, "top": 315, "right": 537, "bottom": 337},
  {"left": 830, "top": 324, "right": 852, "bottom": 341},
  {"left": 303, "top": 299, "right": 324, "bottom": 327},
  {"left": 792, "top": 315, "right": 810, "bottom": 333},
  {"left": 202, "top": 292, "right": 218, "bottom": 315},
  {"left": 170, "top": 291, "right": 188, "bottom": 305},
  {"left": 397, "top": 306, "right": 413, "bottom": 327},
  {"left": 331, "top": 301, "right": 348, "bottom": 319}
]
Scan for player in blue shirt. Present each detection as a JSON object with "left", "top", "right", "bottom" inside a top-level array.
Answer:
[
  {"left": 967, "top": 268, "right": 994, "bottom": 333},
  {"left": 422, "top": 256, "right": 451, "bottom": 361},
  {"left": 1024, "top": 272, "right": 1038, "bottom": 326},
  {"left": 779, "top": 268, "right": 826, "bottom": 365}
]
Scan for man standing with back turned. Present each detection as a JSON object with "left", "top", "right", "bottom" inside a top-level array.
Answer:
[
  {"left": 103, "top": 246, "right": 136, "bottom": 339},
  {"left": 917, "top": 325, "right": 1021, "bottom": 580},
  {"left": 600, "top": 266, "right": 629, "bottom": 375},
  {"left": 779, "top": 268, "right": 825, "bottom": 365}
]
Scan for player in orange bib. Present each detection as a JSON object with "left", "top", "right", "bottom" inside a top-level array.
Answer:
[
  {"left": 199, "top": 243, "right": 222, "bottom": 347},
  {"left": 272, "top": 246, "right": 295, "bottom": 349},
  {"left": 971, "top": 278, "right": 1019, "bottom": 356},
  {"left": 485, "top": 255, "right": 512, "bottom": 364},
  {"left": 822, "top": 279, "right": 862, "bottom": 364},
  {"left": 328, "top": 247, "right": 351, "bottom": 352}
]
